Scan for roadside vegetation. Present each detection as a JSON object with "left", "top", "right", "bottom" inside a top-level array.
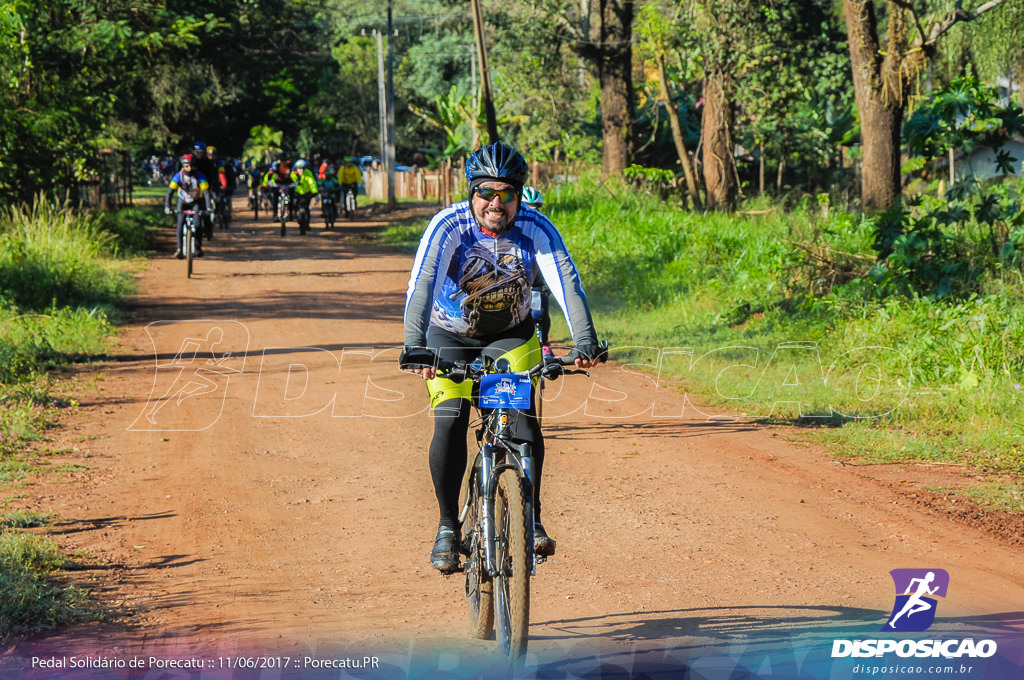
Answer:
[
  {"left": 0, "top": 200, "right": 158, "bottom": 642},
  {"left": 382, "top": 169, "right": 1024, "bottom": 511}
]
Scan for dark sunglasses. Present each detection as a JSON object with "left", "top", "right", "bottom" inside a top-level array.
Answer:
[{"left": 474, "top": 187, "right": 517, "bottom": 204}]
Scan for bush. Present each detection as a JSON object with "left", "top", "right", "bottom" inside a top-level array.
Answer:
[
  {"left": 0, "top": 530, "right": 93, "bottom": 641},
  {"left": 0, "top": 201, "right": 134, "bottom": 314}
]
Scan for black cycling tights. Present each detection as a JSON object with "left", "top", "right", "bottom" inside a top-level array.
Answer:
[{"left": 429, "top": 397, "right": 545, "bottom": 530}]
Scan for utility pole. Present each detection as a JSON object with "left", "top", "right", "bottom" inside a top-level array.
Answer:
[
  {"left": 385, "top": 0, "right": 397, "bottom": 207},
  {"left": 470, "top": 0, "right": 498, "bottom": 143},
  {"left": 373, "top": 29, "right": 387, "bottom": 198}
]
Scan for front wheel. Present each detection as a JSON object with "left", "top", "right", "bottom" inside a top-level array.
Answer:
[
  {"left": 463, "top": 465, "right": 494, "bottom": 640},
  {"left": 186, "top": 228, "right": 194, "bottom": 279},
  {"left": 493, "top": 469, "right": 530, "bottom": 663}
]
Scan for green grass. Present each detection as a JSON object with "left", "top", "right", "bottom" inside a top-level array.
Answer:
[
  {"left": 378, "top": 175, "right": 1024, "bottom": 508},
  {"left": 378, "top": 213, "right": 437, "bottom": 252},
  {"left": 0, "top": 199, "right": 147, "bottom": 641},
  {"left": 0, "top": 529, "right": 96, "bottom": 641},
  {"left": 0, "top": 201, "right": 138, "bottom": 314},
  {"left": 1, "top": 511, "right": 51, "bottom": 529}
]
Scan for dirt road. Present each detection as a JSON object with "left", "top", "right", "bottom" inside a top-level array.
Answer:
[{"left": 7, "top": 200, "right": 1024, "bottom": 679}]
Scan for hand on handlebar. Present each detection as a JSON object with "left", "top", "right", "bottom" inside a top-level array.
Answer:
[
  {"left": 566, "top": 340, "right": 610, "bottom": 369},
  {"left": 399, "top": 341, "right": 609, "bottom": 381},
  {"left": 399, "top": 346, "right": 437, "bottom": 380}
]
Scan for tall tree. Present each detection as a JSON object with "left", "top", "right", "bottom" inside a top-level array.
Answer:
[
  {"left": 692, "top": 0, "right": 766, "bottom": 211},
  {"left": 637, "top": 4, "right": 703, "bottom": 208},
  {"left": 0, "top": 0, "right": 209, "bottom": 203},
  {"left": 842, "top": 0, "right": 1012, "bottom": 212},
  {"left": 541, "top": 0, "right": 638, "bottom": 175}
]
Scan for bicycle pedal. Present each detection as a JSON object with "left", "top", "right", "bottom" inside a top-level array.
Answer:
[{"left": 535, "top": 555, "right": 547, "bottom": 565}]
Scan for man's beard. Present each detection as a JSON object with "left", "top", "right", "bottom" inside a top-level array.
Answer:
[{"left": 473, "top": 204, "right": 514, "bottom": 234}]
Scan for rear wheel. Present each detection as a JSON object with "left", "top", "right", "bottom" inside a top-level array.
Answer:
[
  {"left": 463, "top": 466, "right": 494, "bottom": 640},
  {"left": 493, "top": 469, "right": 530, "bottom": 663}
]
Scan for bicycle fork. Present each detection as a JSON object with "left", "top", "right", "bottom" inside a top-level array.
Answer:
[{"left": 479, "top": 437, "right": 538, "bottom": 578}]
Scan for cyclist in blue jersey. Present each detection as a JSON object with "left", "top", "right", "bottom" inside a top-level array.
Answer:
[
  {"left": 400, "top": 141, "right": 604, "bottom": 572},
  {"left": 164, "top": 154, "right": 211, "bottom": 258}
]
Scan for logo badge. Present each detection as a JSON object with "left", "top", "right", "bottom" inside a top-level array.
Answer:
[
  {"left": 884, "top": 568, "right": 949, "bottom": 632},
  {"left": 130, "top": 321, "right": 249, "bottom": 431}
]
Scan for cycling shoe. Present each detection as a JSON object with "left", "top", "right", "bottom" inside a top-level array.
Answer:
[
  {"left": 430, "top": 525, "right": 460, "bottom": 571},
  {"left": 534, "top": 522, "right": 556, "bottom": 556}
]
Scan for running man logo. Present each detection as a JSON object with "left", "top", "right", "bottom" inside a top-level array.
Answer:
[
  {"left": 884, "top": 568, "right": 950, "bottom": 632},
  {"left": 130, "top": 321, "right": 250, "bottom": 431}
]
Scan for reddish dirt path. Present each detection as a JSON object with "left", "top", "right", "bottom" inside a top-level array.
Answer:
[{"left": 7, "top": 198, "right": 1024, "bottom": 676}]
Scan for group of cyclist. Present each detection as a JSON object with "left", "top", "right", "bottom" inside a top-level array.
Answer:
[
  {"left": 247, "top": 154, "right": 363, "bottom": 229},
  {"left": 165, "top": 144, "right": 365, "bottom": 256},
  {"left": 169, "top": 136, "right": 596, "bottom": 577},
  {"left": 164, "top": 141, "right": 237, "bottom": 259}
]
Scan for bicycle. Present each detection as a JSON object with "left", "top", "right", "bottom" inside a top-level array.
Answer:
[
  {"left": 401, "top": 342, "right": 607, "bottom": 664},
  {"left": 296, "top": 195, "right": 311, "bottom": 235},
  {"left": 212, "top": 191, "right": 231, "bottom": 231},
  {"left": 342, "top": 183, "right": 357, "bottom": 218},
  {"left": 219, "top": 189, "right": 233, "bottom": 228},
  {"left": 177, "top": 208, "right": 205, "bottom": 279},
  {"left": 260, "top": 184, "right": 276, "bottom": 217},
  {"left": 275, "top": 184, "right": 295, "bottom": 236},
  {"left": 320, "top": 191, "right": 338, "bottom": 229},
  {"left": 248, "top": 188, "right": 259, "bottom": 220}
]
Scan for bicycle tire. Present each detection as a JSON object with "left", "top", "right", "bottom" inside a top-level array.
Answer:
[
  {"left": 186, "top": 230, "right": 194, "bottom": 279},
  {"left": 463, "top": 465, "right": 494, "bottom": 640},
  {"left": 493, "top": 468, "right": 530, "bottom": 662}
]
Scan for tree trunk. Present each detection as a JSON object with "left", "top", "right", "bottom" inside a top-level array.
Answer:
[
  {"left": 776, "top": 147, "right": 786, "bottom": 195},
  {"left": 597, "top": 0, "right": 635, "bottom": 176},
  {"left": 850, "top": 68, "right": 903, "bottom": 212},
  {"left": 701, "top": 69, "right": 736, "bottom": 212},
  {"left": 654, "top": 51, "right": 702, "bottom": 209},
  {"left": 843, "top": 0, "right": 902, "bottom": 212},
  {"left": 759, "top": 141, "right": 765, "bottom": 196},
  {"left": 839, "top": 0, "right": 1013, "bottom": 212}
]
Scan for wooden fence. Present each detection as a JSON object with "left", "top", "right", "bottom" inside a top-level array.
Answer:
[
  {"left": 362, "top": 160, "right": 596, "bottom": 206},
  {"left": 76, "top": 150, "right": 133, "bottom": 209}
]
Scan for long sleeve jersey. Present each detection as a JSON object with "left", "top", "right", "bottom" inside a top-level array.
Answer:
[
  {"left": 404, "top": 201, "right": 598, "bottom": 349},
  {"left": 165, "top": 170, "right": 210, "bottom": 209}
]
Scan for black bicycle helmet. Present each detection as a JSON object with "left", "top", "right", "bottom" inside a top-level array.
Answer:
[{"left": 465, "top": 142, "right": 529, "bottom": 194}]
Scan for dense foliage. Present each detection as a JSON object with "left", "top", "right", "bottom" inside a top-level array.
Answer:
[{"left": 3, "top": 0, "right": 1020, "bottom": 209}]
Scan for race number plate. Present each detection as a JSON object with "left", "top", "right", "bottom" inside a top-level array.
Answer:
[{"left": 479, "top": 374, "right": 532, "bottom": 409}]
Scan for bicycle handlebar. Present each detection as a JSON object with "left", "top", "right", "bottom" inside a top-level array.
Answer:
[{"left": 400, "top": 341, "right": 609, "bottom": 383}]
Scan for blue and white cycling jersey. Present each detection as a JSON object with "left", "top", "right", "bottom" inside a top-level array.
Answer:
[{"left": 404, "top": 200, "right": 597, "bottom": 347}]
